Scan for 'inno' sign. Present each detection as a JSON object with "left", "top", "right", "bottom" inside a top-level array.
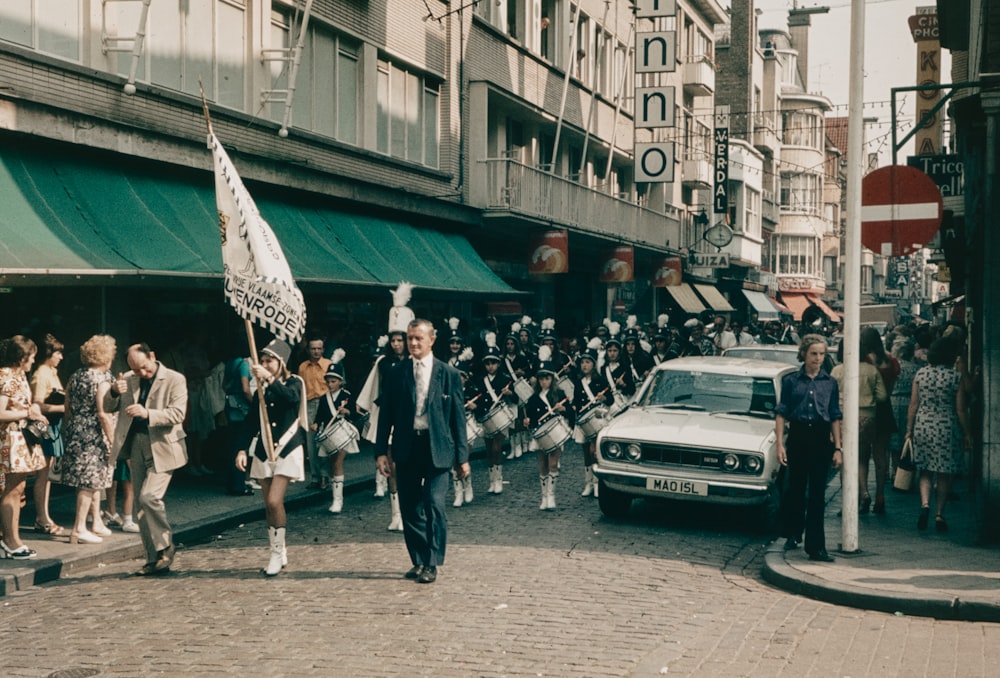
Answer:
[{"left": 632, "top": 0, "right": 676, "bottom": 183}]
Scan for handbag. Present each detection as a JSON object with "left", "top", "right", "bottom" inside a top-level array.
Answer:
[
  {"left": 22, "top": 418, "right": 53, "bottom": 447},
  {"left": 893, "top": 437, "right": 916, "bottom": 491},
  {"left": 48, "top": 455, "right": 64, "bottom": 484}
]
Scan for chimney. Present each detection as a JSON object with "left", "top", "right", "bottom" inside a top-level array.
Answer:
[{"left": 788, "top": 6, "right": 829, "bottom": 91}]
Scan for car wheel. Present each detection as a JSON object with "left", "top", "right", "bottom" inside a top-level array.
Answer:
[{"left": 597, "top": 480, "right": 632, "bottom": 519}]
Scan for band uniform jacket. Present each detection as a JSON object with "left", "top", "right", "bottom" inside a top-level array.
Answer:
[
  {"left": 374, "top": 356, "right": 469, "bottom": 470},
  {"left": 242, "top": 374, "right": 307, "bottom": 461},
  {"left": 315, "top": 388, "right": 355, "bottom": 429},
  {"left": 471, "top": 373, "right": 515, "bottom": 420},
  {"left": 600, "top": 358, "right": 636, "bottom": 397},
  {"left": 572, "top": 372, "right": 613, "bottom": 416},
  {"left": 104, "top": 362, "right": 188, "bottom": 473},
  {"left": 524, "top": 387, "right": 576, "bottom": 430}
]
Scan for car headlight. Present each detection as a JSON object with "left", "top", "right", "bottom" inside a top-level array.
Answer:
[
  {"left": 722, "top": 453, "right": 740, "bottom": 471},
  {"left": 626, "top": 443, "right": 642, "bottom": 460},
  {"left": 745, "top": 456, "right": 763, "bottom": 473},
  {"left": 606, "top": 442, "right": 622, "bottom": 459}
]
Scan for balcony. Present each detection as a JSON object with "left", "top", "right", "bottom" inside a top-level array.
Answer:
[
  {"left": 753, "top": 113, "right": 780, "bottom": 154},
  {"left": 682, "top": 157, "right": 712, "bottom": 188},
  {"left": 479, "top": 159, "right": 680, "bottom": 249},
  {"left": 682, "top": 55, "right": 715, "bottom": 97}
]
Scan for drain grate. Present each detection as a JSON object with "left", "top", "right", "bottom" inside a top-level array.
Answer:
[{"left": 47, "top": 669, "right": 100, "bottom": 678}]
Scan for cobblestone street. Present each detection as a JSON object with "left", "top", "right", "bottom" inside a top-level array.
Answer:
[{"left": 4, "top": 451, "right": 1000, "bottom": 677}]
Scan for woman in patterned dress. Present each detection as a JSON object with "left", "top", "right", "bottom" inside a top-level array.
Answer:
[
  {"left": 0, "top": 336, "right": 49, "bottom": 559},
  {"left": 61, "top": 335, "right": 118, "bottom": 545},
  {"left": 906, "top": 336, "right": 970, "bottom": 532}
]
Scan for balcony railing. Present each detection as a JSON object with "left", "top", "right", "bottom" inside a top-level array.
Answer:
[{"left": 480, "top": 158, "right": 680, "bottom": 248}]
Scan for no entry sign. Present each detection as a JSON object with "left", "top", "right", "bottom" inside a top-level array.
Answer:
[{"left": 861, "top": 165, "right": 942, "bottom": 257}]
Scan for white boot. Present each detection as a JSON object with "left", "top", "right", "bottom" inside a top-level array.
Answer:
[
  {"left": 463, "top": 474, "right": 474, "bottom": 504},
  {"left": 374, "top": 471, "right": 388, "bottom": 497},
  {"left": 264, "top": 526, "right": 285, "bottom": 576},
  {"left": 388, "top": 492, "right": 403, "bottom": 532},
  {"left": 329, "top": 475, "right": 345, "bottom": 513},
  {"left": 515, "top": 431, "right": 524, "bottom": 458},
  {"left": 490, "top": 465, "right": 504, "bottom": 494},
  {"left": 581, "top": 466, "right": 595, "bottom": 497},
  {"left": 452, "top": 473, "right": 464, "bottom": 508},
  {"left": 592, "top": 470, "right": 599, "bottom": 498},
  {"left": 539, "top": 475, "right": 549, "bottom": 510},
  {"left": 495, "top": 465, "right": 504, "bottom": 494},
  {"left": 547, "top": 472, "right": 558, "bottom": 510}
]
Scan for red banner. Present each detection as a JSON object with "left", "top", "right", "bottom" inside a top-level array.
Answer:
[
  {"left": 598, "top": 246, "right": 635, "bottom": 283},
  {"left": 528, "top": 229, "right": 569, "bottom": 274},
  {"left": 651, "top": 257, "right": 683, "bottom": 287}
]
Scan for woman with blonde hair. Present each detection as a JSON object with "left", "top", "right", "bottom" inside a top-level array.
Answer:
[
  {"left": 0, "top": 335, "right": 49, "bottom": 558},
  {"left": 61, "top": 335, "right": 118, "bottom": 544}
]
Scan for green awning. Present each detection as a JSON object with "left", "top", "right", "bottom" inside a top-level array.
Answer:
[{"left": 0, "top": 141, "right": 517, "bottom": 294}]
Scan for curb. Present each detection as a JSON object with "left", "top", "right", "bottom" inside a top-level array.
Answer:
[{"left": 760, "top": 540, "right": 1000, "bottom": 623}]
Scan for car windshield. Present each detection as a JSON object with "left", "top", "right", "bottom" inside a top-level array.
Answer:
[
  {"left": 639, "top": 370, "right": 778, "bottom": 417},
  {"left": 724, "top": 348, "right": 798, "bottom": 366}
]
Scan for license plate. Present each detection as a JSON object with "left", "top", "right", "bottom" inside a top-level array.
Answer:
[{"left": 646, "top": 477, "right": 708, "bottom": 496}]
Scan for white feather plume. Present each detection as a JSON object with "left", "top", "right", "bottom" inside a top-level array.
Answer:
[
  {"left": 485, "top": 332, "right": 497, "bottom": 348},
  {"left": 448, "top": 317, "right": 460, "bottom": 331},
  {"left": 587, "top": 337, "right": 603, "bottom": 350},
  {"left": 537, "top": 345, "right": 552, "bottom": 362},
  {"left": 684, "top": 318, "right": 701, "bottom": 329},
  {"left": 542, "top": 318, "right": 555, "bottom": 330},
  {"left": 459, "top": 346, "right": 474, "bottom": 361},
  {"left": 521, "top": 315, "right": 533, "bottom": 326},
  {"left": 626, "top": 314, "right": 637, "bottom": 330},
  {"left": 331, "top": 347, "right": 346, "bottom": 364},
  {"left": 640, "top": 339, "right": 652, "bottom": 353},
  {"left": 391, "top": 281, "right": 413, "bottom": 307},
  {"left": 511, "top": 322, "right": 521, "bottom": 333},
  {"left": 377, "top": 335, "right": 389, "bottom": 349},
  {"left": 608, "top": 321, "right": 621, "bottom": 337},
  {"left": 602, "top": 317, "right": 611, "bottom": 328},
  {"left": 657, "top": 313, "right": 670, "bottom": 328}
]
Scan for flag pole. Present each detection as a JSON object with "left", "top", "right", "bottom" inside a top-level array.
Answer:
[{"left": 200, "top": 80, "right": 277, "bottom": 464}]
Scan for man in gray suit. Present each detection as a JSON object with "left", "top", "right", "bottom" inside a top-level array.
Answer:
[
  {"left": 375, "top": 319, "right": 469, "bottom": 584},
  {"left": 105, "top": 343, "right": 188, "bottom": 576}
]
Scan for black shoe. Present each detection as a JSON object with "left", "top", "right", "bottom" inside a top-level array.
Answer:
[
  {"left": 135, "top": 562, "right": 158, "bottom": 577},
  {"left": 935, "top": 515, "right": 948, "bottom": 532},
  {"left": 807, "top": 550, "right": 835, "bottom": 562},
  {"left": 860, "top": 496, "right": 872, "bottom": 514},
  {"left": 783, "top": 537, "right": 801, "bottom": 551},
  {"left": 917, "top": 506, "right": 930, "bottom": 531},
  {"left": 306, "top": 481, "right": 322, "bottom": 490},
  {"left": 416, "top": 566, "right": 437, "bottom": 584},
  {"left": 404, "top": 565, "right": 424, "bottom": 580}
]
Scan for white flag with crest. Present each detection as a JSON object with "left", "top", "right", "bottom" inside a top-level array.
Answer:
[{"left": 210, "top": 133, "right": 306, "bottom": 345}]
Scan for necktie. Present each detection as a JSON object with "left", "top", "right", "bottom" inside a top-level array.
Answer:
[{"left": 415, "top": 360, "right": 428, "bottom": 416}]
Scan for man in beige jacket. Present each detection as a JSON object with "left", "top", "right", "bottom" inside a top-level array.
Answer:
[{"left": 105, "top": 343, "right": 188, "bottom": 575}]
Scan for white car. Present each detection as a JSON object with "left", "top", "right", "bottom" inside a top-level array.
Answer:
[{"left": 593, "top": 357, "right": 796, "bottom": 530}]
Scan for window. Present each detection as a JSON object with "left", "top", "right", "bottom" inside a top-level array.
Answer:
[
  {"left": 540, "top": 0, "right": 556, "bottom": 62},
  {"left": 779, "top": 171, "right": 821, "bottom": 213},
  {"left": 744, "top": 187, "right": 761, "bottom": 238},
  {"left": 376, "top": 59, "right": 440, "bottom": 168},
  {"left": 775, "top": 234, "right": 819, "bottom": 276},
  {"left": 572, "top": 9, "right": 591, "bottom": 86},
  {"left": 270, "top": 16, "right": 359, "bottom": 143},
  {"left": 782, "top": 110, "right": 823, "bottom": 149},
  {"left": 1, "top": 0, "right": 81, "bottom": 61}
]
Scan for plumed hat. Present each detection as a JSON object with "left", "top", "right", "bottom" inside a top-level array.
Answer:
[
  {"left": 324, "top": 348, "right": 347, "bottom": 383},
  {"left": 536, "top": 345, "right": 557, "bottom": 376},
  {"left": 482, "top": 332, "right": 502, "bottom": 361},
  {"left": 388, "top": 282, "right": 415, "bottom": 335}
]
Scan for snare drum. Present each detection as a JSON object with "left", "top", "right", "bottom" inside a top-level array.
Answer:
[
  {"left": 532, "top": 416, "right": 572, "bottom": 453},
  {"left": 577, "top": 406, "right": 608, "bottom": 441},
  {"left": 315, "top": 417, "right": 358, "bottom": 453},
  {"left": 466, "top": 413, "right": 484, "bottom": 444},
  {"left": 556, "top": 375, "right": 575, "bottom": 401},
  {"left": 478, "top": 403, "right": 516, "bottom": 436},
  {"left": 607, "top": 392, "right": 630, "bottom": 418},
  {"left": 512, "top": 377, "right": 534, "bottom": 404}
]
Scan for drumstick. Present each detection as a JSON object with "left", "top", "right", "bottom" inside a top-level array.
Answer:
[
  {"left": 582, "top": 387, "right": 610, "bottom": 413},
  {"left": 465, "top": 393, "right": 482, "bottom": 407}
]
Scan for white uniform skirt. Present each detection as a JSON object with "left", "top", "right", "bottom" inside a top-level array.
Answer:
[{"left": 249, "top": 445, "right": 305, "bottom": 482}]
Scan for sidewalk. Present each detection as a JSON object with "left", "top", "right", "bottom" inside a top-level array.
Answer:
[
  {"left": 762, "top": 479, "right": 1000, "bottom": 622},
  {"left": 5, "top": 452, "right": 1000, "bottom": 622}
]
